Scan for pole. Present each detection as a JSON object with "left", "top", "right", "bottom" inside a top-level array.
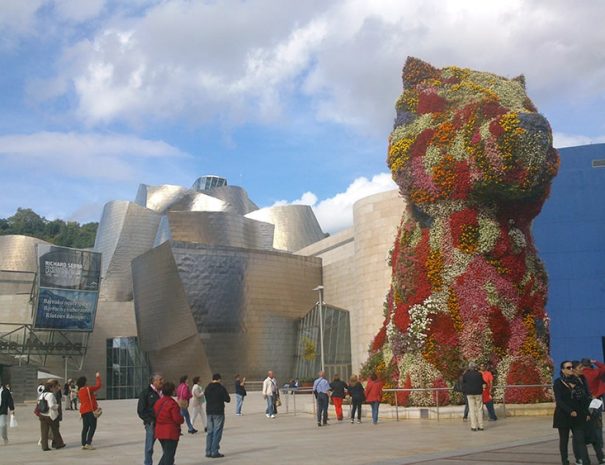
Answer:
[{"left": 313, "top": 285, "right": 325, "bottom": 373}]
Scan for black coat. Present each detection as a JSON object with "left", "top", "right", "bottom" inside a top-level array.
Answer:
[
  {"left": 330, "top": 380, "right": 348, "bottom": 398},
  {"left": 0, "top": 387, "right": 15, "bottom": 415},
  {"left": 347, "top": 382, "right": 365, "bottom": 402},
  {"left": 204, "top": 382, "right": 230, "bottom": 415},
  {"left": 553, "top": 376, "right": 590, "bottom": 429},
  {"left": 137, "top": 385, "right": 161, "bottom": 425},
  {"left": 462, "top": 369, "right": 484, "bottom": 395}
]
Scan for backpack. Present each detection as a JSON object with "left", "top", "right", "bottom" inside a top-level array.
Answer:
[{"left": 37, "top": 395, "right": 50, "bottom": 414}]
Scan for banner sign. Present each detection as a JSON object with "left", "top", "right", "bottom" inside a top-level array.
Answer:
[{"left": 33, "top": 245, "right": 101, "bottom": 332}]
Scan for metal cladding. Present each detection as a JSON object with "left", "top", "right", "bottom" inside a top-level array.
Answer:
[
  {"left": 204, "top": 185, "right": 259, "bottom": 215},
  {"left": 135, "top": 184, "right": 231, "bottom": 214},
  {"left": 94, "top": 201, "right": 161, "bottom": 301},
  {"left": 132, "top": 240, "right": 322, "bottom": 381},
  {"left": 245, "top": 204, "right": 325, "bottom": 252},
  {"left": 153, "top": 211, "right": 274, "bottom": 250},
  {"left": 0, "top": 235, "right": 50, "bottom": 272}
]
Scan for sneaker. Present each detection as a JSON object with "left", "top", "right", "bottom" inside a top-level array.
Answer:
[
  {"left": 351, "top": 419, "right": 355, "bottom": 424},
  {"left": 270, "top": 414, "right": 276, "bottom": 418},
  {"left": 266, "top": 414, "right": 271, "bottom": 418},
  {"left": 84, "top": 444, "right": 96, "bottom": 450},
  {"left": 318, "top": 422, "right": 322, "bottom": 427},
  {"left": 471, "top": 428, "right": 477, "bottom": 431},
  {"left": 211, "top": 453, "right": 224, "bottom": 458},
  {"left": 81, "top": 445, "right": 87, "bottom": 450},
  {"left": 235, "top": 413, "right": 242, "bottom": 416},
  {"left": 356, "top": 419, "right": 361, "bottom": 424},
  {"left": 478, "top": 428, "right": 484, "bottom": 431},
  {"left": 575, "top": 460, "right": 582, "bottom": 465}
]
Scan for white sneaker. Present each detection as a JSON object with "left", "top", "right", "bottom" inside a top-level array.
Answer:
[
  {"left": 270, "top": 414, "right": 276, "bottom": 418},
  {"left": 266, "top": 414, "right": 270, "bottom": 418}
]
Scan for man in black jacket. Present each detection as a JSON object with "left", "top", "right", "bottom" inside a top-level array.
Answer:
[
  {"left": 0, "top": 382, "right": 15, "bottom": 445},
  {"left": 462, "top": 362, "right": 486, "bottom": 432},
  {"left": 204, "top": 373, "right": 231, "bottom": 458},
  {"left": 137, "top": 374, "right": 163, "bottom": 465}
]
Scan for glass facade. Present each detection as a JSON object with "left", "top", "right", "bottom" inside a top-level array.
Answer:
[
  {"left": 192, "top": 175, "right": 228, "bottom": 192},
  {"left": 105, "top": 337, "right": 150, "bottom": 399},
  {"left": 295, "top": 305, "right": 351, "bottom": 382}
]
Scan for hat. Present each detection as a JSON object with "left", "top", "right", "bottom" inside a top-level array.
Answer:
[{"left": 212, "top": 373, "right": 222, "bottom": 381}]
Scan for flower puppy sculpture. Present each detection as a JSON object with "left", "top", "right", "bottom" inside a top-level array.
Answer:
[{"left": 368, "top": 57, "right": 559, "bottom": 405}]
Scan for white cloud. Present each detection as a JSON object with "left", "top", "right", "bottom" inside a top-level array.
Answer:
[
  {"left": 271, "top": 172, "right": 397, "bottom": 233},
  {"left": 0, "top": 1, "right": 46, "bottom": 48},
  {"left": 30, "top": 0, "right": 605, "bottom": 137},
  {"left": 0, "top": 131, "right": 186, "bottom": 180},
  {"left": 553, "top": 132, "right": 605, "bottom": 149},
  {"left": 53, "top": 0, "right": 106, "bottom": 22}
]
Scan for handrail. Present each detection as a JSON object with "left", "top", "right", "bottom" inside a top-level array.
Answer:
[{"left": 383, "top": 384, "right": 553, "bottom": 421}]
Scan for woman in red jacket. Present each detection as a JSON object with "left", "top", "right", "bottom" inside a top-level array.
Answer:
[
  {"left": 77, "top": 372, "right": 101, "bottom": 450},
  {"left": 364, "top": 372, "right": 384, "bottom": 425},
  {"left": 154, "top": 382, "right": 184, "bottom": 465}
]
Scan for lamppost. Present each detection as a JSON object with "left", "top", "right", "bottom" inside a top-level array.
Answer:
[{"left": 312, "top": 285, "right": 325, "bottom": 372}]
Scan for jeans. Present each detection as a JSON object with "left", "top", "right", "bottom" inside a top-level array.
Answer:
[
  {"left": 81, "top": 411, "right": 97, "bottom": 445},
  {"left": 206, "top": 414, "right": 225, "bottom": 457},
  {"left": 144, "top": 422, "right": 155, "bottom": 465},
  {"left": 235, "top": 394, "right": 244, "bottom": 414},
  {"left": 484, "top": 400, "right": 498, "bottom": 420},
  {"left": 370, "top": 401, "right": 380, "bottom": 424},
  {"left": 180, "top": 407, "right": 195, "bottom": 432},
  {"left": 158, "top": 439, "right": 178, "bottom": 465},
  {"left": 558, "top": 425, "right": 590, "bottom": 465},
  {"left": 316, "top": 393, "right": 329, "bottom": 424},
  {"left": 265, "top": 395, "right": 275, "bottom": 416},
  {"left": 351, "top": 400, "right": 362, "bottom": 421}
]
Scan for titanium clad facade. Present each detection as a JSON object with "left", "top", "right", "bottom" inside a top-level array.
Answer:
[
  {"left": 204, "top": 185, "right": 258, "bottom": 215},
  {"left": 0, "top": 235, "right": 50, "bottom": 272},
  {"left": 154, "top": 211, "right": 275, "bottom": 250},
  {"left": 94, "top": 201, "right": 162, "bottom": 301},
  {"left": 245, "top": 205, "right": 326, "bottom": 252},
  {"left": 132, "top": 241, "right": 322, "bottom": 381}
]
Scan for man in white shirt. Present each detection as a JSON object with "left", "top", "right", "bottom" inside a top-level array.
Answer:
[{"left": 262, "top": 371, "right": 277, "bottom": 418}]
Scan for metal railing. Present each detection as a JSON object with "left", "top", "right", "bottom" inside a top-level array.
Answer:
[{"left": 383, "top": 384, "right": 553, "bottom": 421}]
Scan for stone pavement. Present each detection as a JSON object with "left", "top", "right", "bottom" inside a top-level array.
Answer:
[{"left": 0, "top": 392, "right": 595, "bottom": 465}]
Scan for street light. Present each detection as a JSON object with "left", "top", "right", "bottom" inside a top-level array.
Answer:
[{"left": 312, "top": 285, "right": 325, "bottom": 372}]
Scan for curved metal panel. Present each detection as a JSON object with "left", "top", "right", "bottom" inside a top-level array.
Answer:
[
  {"left": 94, "top": 201, "right": 161, "bottom": 301},
  {"left": 160, "top": 211, "right": 274, "bottom": 250},
  {"left": 0, "top": 235, "right": 50, "bottom": 272},
  {"left": 135, "top": 184, "right": 189, "bottom": 213},
  {"left": 205, "top": 186, "right": 258, "bottom": 215},
  {"left": 245, "top": 204, "right": 325, "bottom": 252}
]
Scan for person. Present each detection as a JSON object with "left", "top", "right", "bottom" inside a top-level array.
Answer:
[
  {"left": 365, "top": 372, "right": 384, "bottom": 425},
  {"left": 0, "top": 381, "right": 15, "bottom": 446},
  {"left": 138, "top": 373, "right": 163, "bottom": 465},
  {"left": 234, "top": 374, "right": 247, "bottom": 416},
  {"left": 462, "top": 362, "right": 485, "bottom": 432},
  {"left": 176, "top": 375, "right": 197, "bottom": 434},
  {"left": 553, "top": 360, "right": 591, "bottom": 465},
  {"left": 63, "top": 380, "right": 72, "bottom": 410},
  {"left": 77, "top": 372, "right": 102, "bottom": 450},
  {"left": 348, "top": 375, "right": 365, "bottom": 424},
  {"left": 204, "top": 373, "right": 230, "bottom": 458},
  {"left": 262, "top": 370, "right": 278, "bottom": 419},
  {"left": 154, "top": 382, "right": 184, "bottom": 465},
  {"left": 190, "top": 376, "right": 207, "bottom": 432},
  {"left": 49, "top": 379, "right": 64, "bottom": 448},
  {"left": 573, "top": 360, "right": 604, "bottom": 464},
  {"left": 480, "top": 363, "right": 498, "bottom": 421},
  {"left": 582, "top": 358, "right": 605, "bottom": 464},
  {"left": 330, "top": 374, "right": 347, "bottom": 421},
  {"left": 313, "top": 370, "right": 331, "bottom": 426},
  {"left": 69, "top": 381, "right": 79, "bottom": 411},
  {"left": 38, "top": 381, "right": 65, "bottom": 451}
]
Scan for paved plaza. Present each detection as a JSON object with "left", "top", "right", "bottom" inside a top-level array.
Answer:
[{"left": 0, "top": 392, "right": 593, "bottom": 465}]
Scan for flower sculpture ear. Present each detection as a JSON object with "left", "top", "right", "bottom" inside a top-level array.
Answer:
[
  {"left": 402, "top": 56, "right": 439, "bottom": 88},
  {"left": 512, "top": 74, "right": 526, "bottom": 89}
]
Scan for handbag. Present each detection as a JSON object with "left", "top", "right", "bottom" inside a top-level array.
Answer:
[
  {"left": 177, "top": 399, "right": 189, "bottom": 409},
  {"left": 9, "top": 414, "right": 18, "bottom": 428},
  {"left": 87, "top": 387, "right": 103, "bottom": 418},
  {"left": 275, "top": 398, "right": 282, "bottom": 407}
]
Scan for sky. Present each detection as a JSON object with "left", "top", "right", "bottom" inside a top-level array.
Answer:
[{"left": 1, "top": 0, "right": 604, "bottom": 234}]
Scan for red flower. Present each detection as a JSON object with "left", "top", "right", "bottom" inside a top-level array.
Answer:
[{"left": 417, "top": 90, "right": 446, "bottom": 114}]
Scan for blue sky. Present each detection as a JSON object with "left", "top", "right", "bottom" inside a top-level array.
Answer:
[{"left": 1, "top": 0, "right": 604, "bottom": 233}]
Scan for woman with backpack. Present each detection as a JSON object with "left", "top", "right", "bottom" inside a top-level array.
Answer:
[
  {"left": 38, "top": 381, "right": 65, "bottom": 451},
  {"left": 77, "top": 372, "right": 102, "bottom": 450}
]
